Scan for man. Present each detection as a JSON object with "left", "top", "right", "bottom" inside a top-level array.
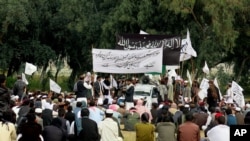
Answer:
[
  {"left": 207, "top": 80, "right": 220, "bottom": 112},
  {"left": 88, "top": 100, "right": 104, "bottom": 124},
  {"left": 78, "top": 108, "right": 100, "bottom": 141},
  {"left": 98, "top": 109, "right": 122, "bottom": 141},
  {"left": 13, "top": 75, "right": 26, "bottom": 101},
  {"left": 42, "top": 118, "right": 67, "bottom": 141},
  {"left": 225, "top": 83, "right": 233, "bottom": 105},
  {"left": 225, "top": 108, "right": 237, "bottom": 126},
  {"left": 244, "top": 103, "right": 250, "bottom": 116},
  {"left": 0, "top": 74, "right": 11, "bottom": 113},
  {"left": 18, "top": 113, "right": 43, "bottom": 141},
  {"left": 41, "top": 102, "right": 53, "bottom": 127},
  {"left": 73, "top": 101, "right": 85, "bottom": 136},
  {"left": 76, "top": 74, "right": 92, "bottom": 103},
  {"left": 182, "top": 80, "right": 191, "bottom": 103},
  {"left": 57, "top": 108, "right": 70, "bottom": 134},
  {"left": 234, "top": 107, "right": 244, "bottom": 125},
  {"left": 102, "top": 76, "right": 111, "bottom": 98},
  {"left": 207, "top": 115, "right": 229, "bottom": 141},
  {"left": 177, "top": 112, "right": 200, "bottom": 141},
  {"left": 84, "top": 72, "right": 93, "bottom": 100},
  {"left": 125, "top": 78, "right": 134, "bottom": 111},
  {"left": 93, "top": 76, "right": 103, "bottom": 99},
  {"left": 35, "top": 108, "right": 44, "bottom": 130}
]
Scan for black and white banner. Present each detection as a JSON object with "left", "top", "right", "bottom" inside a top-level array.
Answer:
[
  {"left": 232, "top": 81, "right": 245, "bottom": 107},
  {"left": 116, "top": 34, "right": 181, "bottom": 65},
  {"left": 92, "top": 48, "right": 163, "bottom": 73}
]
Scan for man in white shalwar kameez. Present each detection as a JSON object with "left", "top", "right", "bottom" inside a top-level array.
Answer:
[
  {"left": 207, "top": 115, "right": 229, "bottom": 141},
  {"left": 225, "top": 83, "right": 234, "bottom": 104},
  {"left": 98, "top": 109, "right": 123, "bottom": 141}
]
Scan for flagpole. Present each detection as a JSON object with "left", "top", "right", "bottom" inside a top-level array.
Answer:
[
  {"left": 181, "top": 60, "right": 184, "bottom": 78},
  {"left": 191, "top": 57, "right": 194, "bottom": 79}
]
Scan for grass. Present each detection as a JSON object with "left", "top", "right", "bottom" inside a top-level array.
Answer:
[
  {"left": 6, "top": 75, "right": 72, "bottom": 92},
  {"left": 121, "top": 124, "right": 205, "bottom": 141}
]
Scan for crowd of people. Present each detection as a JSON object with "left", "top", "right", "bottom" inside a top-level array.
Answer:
[{"left": 0, "top": 73, "right": 250, "bottom": 141}]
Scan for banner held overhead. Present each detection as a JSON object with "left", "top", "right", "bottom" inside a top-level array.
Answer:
[
  {"left": 92, "top": 48, "right": 163, "bottom": 74},
  {"left": 116, "top": 34, "right": 182, "bottom": 65}
]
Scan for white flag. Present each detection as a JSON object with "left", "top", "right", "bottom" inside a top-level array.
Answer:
[
  {"left": 22, "top": 73, "right": 29, "bottom": 85},
  {"left": 49, "top": 79, "right": 61, "bottom": 93},
  {"left": 179, "top": 29, "right": 197, "bottom": 61},
  {"left": 200, "top": 78, "right": 209, "bottom": 90},
  {"left": 232, "top": 81, "right": 244, "bottom": 93},
  {"left": 110, "top": 74, "right": 118, "bottom": 89},
  {"left": 25, "top": 62, "right": 37, "bottom": 75},
  {"left": 213, "top": 77, "right": 222, "bottom": 100},
  {"left": 232, "top": 81, "right": 245, "bottom": 107},
  {"left": 168, "top": 69, "right": 177, "bottom": 78},
  {"left": 199, "top": 78, "right": 209, "bottom": 99},
  {"left": 186, "top": 70, "right": 192, "bottom": 86},
  {"left": 202, "top": 61, "right": 210, "bottom": 74},
  {"left": 139, "top": 30, "right": 149, "bottom": 34}
]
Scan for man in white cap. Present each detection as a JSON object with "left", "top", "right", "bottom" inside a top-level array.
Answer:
[
  {"left": 207, "top": 115, "right": 229, "bottom": 141},
  {"left": 35, "top": 108, "right": 43, "bottom": 130},
  {"left": 98, "top": 109, "right": 122, "bottom": 141},
  {"left": 244, "top": 103, "right": 250, "bottom": 116},
  {"left": 234, "top": 107, "right": 244, "bottom": 125}
]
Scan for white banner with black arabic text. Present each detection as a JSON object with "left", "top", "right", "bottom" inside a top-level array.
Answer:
[{"left": 92, "top": 48, "right": 163, "bottom": 73}]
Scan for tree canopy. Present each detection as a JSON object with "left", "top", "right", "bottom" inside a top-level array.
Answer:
[{"left": 0, "top": 0, "right": 249, "bottom": 92}]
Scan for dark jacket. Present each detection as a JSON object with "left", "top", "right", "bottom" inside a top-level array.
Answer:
[
  {"left": 42, "top": 109, "right": 53, "bottom": 127},
  {"left": 207, "top": 86, "right": 220, "bottom": 109},
  {"left": 13, "top": 79, "right": 26, "bottom": 98},
  {"left": 125, "top": 85, "right": 134, "bottom": 102},
  {"left": 19, "top": 121, "right": 42, "bottom": 141},
  {"left": 93, "top": 81, "right": 103, "bottom": 97},
  {"left": 42, "top": 125, "right": 67, "bottom": 141},
  {"left": 65, "top": 111, "right": 75, "bottom": 125},
  {"left": 76, "top": 80, "right": 87, "bottom": 98},
  {"left": 103, "top": 80, "right": 110, "bottom": 96},
  {"left": 78, "top": 117, "right": 100, "bottom": 141},
  {"left": 0, "top": 87, "right": 10, "bottom": 112}
]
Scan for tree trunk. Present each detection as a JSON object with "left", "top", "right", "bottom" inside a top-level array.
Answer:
[
  {"left": 68, "top": 69, "right": 77, "bottom": 91},
  {"left": 40, "top": 63, "right": 48, "bottom": 84},
  {"left": 236, "top": 57, "right": 250, "bottom": 82}
]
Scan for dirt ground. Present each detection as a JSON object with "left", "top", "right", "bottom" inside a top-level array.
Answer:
[{"left": 120, "top": 125, "right": 205, "bottom": 141}]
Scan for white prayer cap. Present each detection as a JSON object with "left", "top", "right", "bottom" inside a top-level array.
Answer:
[
  {"left": 97, "top": 98, "right": 103, "bottom": 105},
  {"left": 184, "top": 104, "right": 190, "bottom": 108},
  {"left": 246, "top": 104, "right": 250, "bottom": 108},
  {"left": 159, "top": 104, "right": 164, "bottom": 109},
  {"left": 11, "top": 95, "right": 19, "bottom": 101},
  {"left": 35, "top": 108, "right": 42, "bottom": 114},
  {"left": 86, "top": 72, "right": 91, "bottom": 76},
  {"left": 30, "top": 97, "right": 34, "bottom": 100},
  {"left": 235, "top": 107, "right": 241, "bottom": 112},
  {"left": 106, "top": 109, "right": 114, "bottom": 114},
  {"left": 42, "top": 95, "right": 47, "bottom": 98},
  {"left": 53, "top": 111, "right": 58, "bottom": 118},
  {"left": 184, "top": 80, "right": 188, "bottom": 83},
  {"left": 176, "top": 75, "right": 182, "bottom": 81},
  {"left": 225, "top": 99, "right": 234, "bottom": 104},
  {"left": 65, "top": 98, "right": 71, "bottom": 103},
  {"left": 119, "top": 102, "right": 125, "bottom": 106},
  {"left": 37, "top": 95, "right": 41, "bottom": 98}
]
